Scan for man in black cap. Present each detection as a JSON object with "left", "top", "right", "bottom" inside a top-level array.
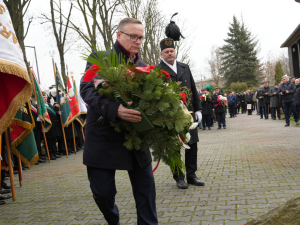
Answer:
[
  {"left": 291, "top": 76, "right": 296, "bottom": 84},
  {"left": 156, "top": 37, "right": 204, "bottom": 189},
  {"left": 212, "top": 87, "right": 226, "bottom": 129},
  {"left": 269, "top": 83, "right": 280, "bottom": 120}
]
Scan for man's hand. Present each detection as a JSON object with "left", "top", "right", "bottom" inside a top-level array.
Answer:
[
  {"left": 117, "top": 102, "right": 141, "bottom": 123},
  {"left": 273, "top": 92, "right": 276, "bottom": 95},
  {"left": 285, "top": 90, "right": 289, "bottom": 94},
  {"left": 281, "top": 92, "right": 284, "bottom": 95}
]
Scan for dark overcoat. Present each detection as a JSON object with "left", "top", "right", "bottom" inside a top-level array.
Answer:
[
  {"left": 156, "top": 60, "right": 202, "bottom": 145},
  {"left": 256, "top": 90, "right": 264, "bottom": 107},
  {"left": 295, "top": 85, "right": 300, "bottom": 106},
  {"left": 211, "top": 94, "right": 225, "bottom": 113},
  {"left": 45, "top": 105, "right": 61, "bottom": 139},
  {"left": 199, "top": 93, "right": 212, "bottom": 115},
  {"left": 262, "top": 86, "right": 271, "bottom": 104},
  {"left": 269, "top": 87, "right": 280, "bottom": 107},
  {"left": 80, "top": 41, "right": 152, "bottom": 170}
]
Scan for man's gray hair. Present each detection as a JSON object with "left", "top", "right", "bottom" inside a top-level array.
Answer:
[
  {"left": 282, "top": 75, "right": 288, "bottom": 79},
  {"left": 118, "top": 18, "right": 142, "bottom": 31}
]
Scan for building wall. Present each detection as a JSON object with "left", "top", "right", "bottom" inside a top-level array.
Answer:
[{"left": 195, "top": 78, "right": 226, "bottom": 91}]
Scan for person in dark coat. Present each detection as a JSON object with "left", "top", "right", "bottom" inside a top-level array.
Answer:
[
  {"left": 262, "top": 83, "right": 271, "bottom": 119},
  {"left": 156, "top": 37, "right": 204, "bottom": 189},
  {"left": 269, "top": 83, "right": 280, "bottom": 120},
  {"left": 240, "top": 92, "right": 246, "bottom": 113},
  {"left": 43, "top": 94, "right": 62, "bottom": 160},
  {"left": 245, "top": 90, "right": 253, "bottom": 115},
  {"left": 278, "top": 76, "right": 299, "bottom": 126},
  {"left": 256, "top": 86, "right": 264, "bottom": 119},
  {"left": 227, "top": 92, "right": 236, "bottom": 118},
  {"left": 80, "top": 18, "right": 158, "bottom": 225},
  {"left": 211, "top": 87, "right": 226, "bottom": 129},
  {"left": 236, "top": 92, "right": 240, "bottom": 113},
  {"left": 295, "top": 79, "right": 300, "bottom": 117},
  {"left": 199, "top": 88, "right": 212, "bottom": 130}
]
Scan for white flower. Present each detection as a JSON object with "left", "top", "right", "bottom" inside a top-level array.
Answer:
[
  {"left": 186, "top": 133, "right": 191, "bottom": 142},
  {"left": 50, "top": 97, "right": 55, "bottom": 106},
  {"left": 189, "top": 122, "right": 198, "bottom": 130}
]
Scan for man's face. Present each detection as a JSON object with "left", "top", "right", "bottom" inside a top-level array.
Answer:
[
  {"left": 264, "top": 83, "right": 268, "bottom": 88},
  {"left": 201, "top": 90, "right": 206, "bottom": 95},
  {"left": 117, "top": 23, "right": 144, "bottom": 56},
  {"left": 295, "top": 79, "right": 299, "bottom": 85},
  {"left": 43, "top": 95, "right": 47, "bottom": 103},
  {"left": 275, "top": 84, "right": 279, "bottom": 88},
  {"left": 215, "top": 89, "right": 219, "bottom": 94},
  {"left": 161, "top": 48, "right": 176, "bottom": 65},
  {"left": 282, "top": 77, "right": 288, "bottom": 83},
  {"left": 229, "top": 93, "right": 232, "bottom": 96},
  {"left": 292, "top": 78, "right": 296, "bottom": 83}
]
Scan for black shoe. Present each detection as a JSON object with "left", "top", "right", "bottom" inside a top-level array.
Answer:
[
  {"left": 176, "top": 180, "right": 188, "bottom": 189},
  {"left": 50, "top": 155, "right": 57, "bottom": 160},
  {"left": 278, "top": 117, "right": 281, "bottom": 120},
  {"left": 208, "top": 127, "right": 211, "bottom": 130},
  {"left": 38, "top": 159, "right": 47, "bottom": 163},
  {"left": 0, "top": 201, "right": 5, "bottom": 205},
  {"left": 223, "top": 126, "right": 226, "bottom": 129},
  {"left": 55, "top": 154, "right": 62, "bottom": 158},
  {"left": 39, "top": 156, "right": 47, "bottom": 160},
  {"left": 202, "top": 127, "right": 206, "bottom": 130},
  {"left": 217, "top": 127, "right": 221, "bottom": 129},
  {"left": 285, "top": 124, "right": 290, "bottom": 127},
  {"left": 2, "top": 183, "right": 11, "bottom": 190},
  {"left": 1, "top": 188, "right": 11, "bottom": 195},
  {"left": 35, "top": 161, "right": 40, "bottom": 165},
  {"left": 260, "top": 117, "right": 263, "bottom": 119},
  {"left": 62, "top": 152, "right": 71, "bottom": 155},
  {"left": 22, "top": 166, "right": 27, "bottom": 170},
  {"left": 0, "top": 195, "right": 12, "bottom": 200},
  {"left": 296, "top": 121, "right": 299, "bottom": 126},
  {"left": 187, "top": 177, "right": 205, "bottom": 186}
]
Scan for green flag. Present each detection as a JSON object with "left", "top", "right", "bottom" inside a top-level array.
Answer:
[
  {"left": 31, "top": 69, "right": 52, "bottom": 132},
  {"left": 10, "top": 102, "right": 39, "bottom": 168},
  {"left": 54, "top": 63, "right": 71, "bottom": 127}
]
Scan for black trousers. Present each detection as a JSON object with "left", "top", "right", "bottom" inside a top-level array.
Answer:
[
  {"left": 271, "top": 107, "right": 280, "bottom": 118},
  {"left": 46, "top": 137, "right": 57, "bottom": 156},
  {"left": 202, "top": 114, "right": 211, "bottom": 128},
  {"left": 216, "top": 112, "right": 226, "bottom": 127},
  {"left": 229, "top": 105, "right": 235, "bottom": 117},
  {"left": 33, "top": 127, "right": 42, "bottom": 156},
  {"left": 173, "top": 142, "right": 198, "bottom": 181},
  {"left": 87, "top": 156, "right": 158, "bottom": 225}
]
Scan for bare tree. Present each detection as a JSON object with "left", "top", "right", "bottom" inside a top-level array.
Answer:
[
  {"left": 207, "top": 46, "right": 222, "bottom": 86},
  {"left": 4, "top": 0, "right": 32, "bottom": 75},
  {"left": 41, "top": 0, "right": 73, "bottom": 87},
  {"left": 264, "top": 52, "right": 276, "bottom": 85}
]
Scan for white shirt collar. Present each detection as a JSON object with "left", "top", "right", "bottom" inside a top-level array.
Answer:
[{"left": 162, "top": 59, "right": 177, "bottom": 74}]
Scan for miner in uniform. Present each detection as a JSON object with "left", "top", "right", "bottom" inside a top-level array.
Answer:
[{"left": 156, "top": 38, "right": 204, "bottom": 189}]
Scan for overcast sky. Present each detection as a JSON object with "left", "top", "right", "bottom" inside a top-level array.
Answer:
[{"left": 24, "top": 0, "right": 300, "bottom": 91}]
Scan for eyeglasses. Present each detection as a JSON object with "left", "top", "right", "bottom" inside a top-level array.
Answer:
[{"left": 120, "top": 31, "right": 144, "bottom": 42}]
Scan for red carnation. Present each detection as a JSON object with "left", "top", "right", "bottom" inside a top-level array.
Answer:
[
  {"left": 83, "top": 64, "right": 99, "bottom": 82},
  {"left": 179, "top": 93, "right": 186, "bottom": 103},
  {"left": 161, "top": 70, "right": 170, "bottom": 79}
]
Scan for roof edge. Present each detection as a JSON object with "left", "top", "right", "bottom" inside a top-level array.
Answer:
[{"left": 281, "top": 24, "right": 300, "bottom": 48}]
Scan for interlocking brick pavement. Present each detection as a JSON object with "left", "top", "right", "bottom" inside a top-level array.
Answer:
[{"left": 1, "top": 113, "right": 300, "bottom": 225}]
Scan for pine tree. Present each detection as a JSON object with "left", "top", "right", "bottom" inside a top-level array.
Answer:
[
  {"left": 220, "top": 16, "right": 259, "bottom": 89},
  {"left": 274, "top": 61, "right": 284, "bottom": 84}
]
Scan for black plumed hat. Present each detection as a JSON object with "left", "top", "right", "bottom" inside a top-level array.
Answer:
[{"left": 165, "top": 13, "right": 184, "bottom": 41}]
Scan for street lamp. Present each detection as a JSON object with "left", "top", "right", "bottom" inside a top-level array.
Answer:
[{"left": 25, "top": 46, "right": 41, "bottom": 84}]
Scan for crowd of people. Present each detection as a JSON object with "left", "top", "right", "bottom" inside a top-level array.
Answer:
[
  {"left": 0, "top": 91, "right": 85, "bottom": 205},
  {"left": 198, "top": 75, "right": 300, "bottom": 130}
]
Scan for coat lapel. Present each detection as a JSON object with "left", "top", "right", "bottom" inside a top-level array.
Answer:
[
  {"left": 158, "top": 60, "right": 177, "bottom": 79},
  {"left": 176, "top": 62, "right": 185, "bottom": 81}
]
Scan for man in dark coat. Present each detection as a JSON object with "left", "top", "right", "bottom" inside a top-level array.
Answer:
[
  {"left": 236, "top": 92, "right": 240, "bottom": 113},
  {"left": 262, "top": 83, "right": 271, "bottom": 119},
  {"left": 245, "top": 90, "right": 253, "bottom": 115},
  {"left": 240, "top": 92, "right": 246, "bottom": 114},
  {"left": 80, "top": 18, "right": 158, "bottom": 225},
  {"left": 199, "top": 88, "right": 211, "bottom": 130},
  {"left": 211, "top": 87, "right": 226, "bottom": 129},
  {"left": 278, "top": 76, "right": 299, "bottom": 126},
  {"left": 156, "top": 38, "right": 204, "bottom": 189},
  {"left": 256, "top": 86, "right": 265, "bottom": 119},
  {"left": 227, "top": 92, "right": 236, "bottom": 118},
  {"left": 269, "top": 83, "right": 280, "bottom": 120}
]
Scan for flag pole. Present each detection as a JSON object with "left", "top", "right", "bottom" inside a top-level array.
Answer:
[
  {"left": 0, "top": 134, "right": 2, "bottom": 191},
  {"left": 67, "top": 68, "right": 76, "bottom": 154},
  {"left": 5, "top": 129, "right": 16, "bottom": 201},
  {"left": 71, "top": 76, "right": 85, "bottom": 143},
  {"left": 28, "top": 65, "right": 51, "bottom": 163},
  {"left": 17, "top": 157, "right": 22, "bottom": 187},
  {"left": 52, "top": 59, "right": 69, "bottom": 156}
]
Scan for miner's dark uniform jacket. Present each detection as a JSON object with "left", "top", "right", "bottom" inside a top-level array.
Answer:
[
  {"left": 156, "top": 60, "right": 202, "bottom": 181},
  {"left": 80, "top": 40, "right": 158, "bottom": 225}
]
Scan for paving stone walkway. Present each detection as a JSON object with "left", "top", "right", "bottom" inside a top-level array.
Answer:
[{"left": 1, "top": 113, "right": 300, "bottom": 225}]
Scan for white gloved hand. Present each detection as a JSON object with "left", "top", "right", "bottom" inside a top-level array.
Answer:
[
  {"left": 37, "top": 117, "right": 42, "bottom": 122},
  {"left": 58, "top": 111, "right": 62, "bottom": 115},
  {"left": 195, "top": 110, "right": 202, "bottom": 122}
]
